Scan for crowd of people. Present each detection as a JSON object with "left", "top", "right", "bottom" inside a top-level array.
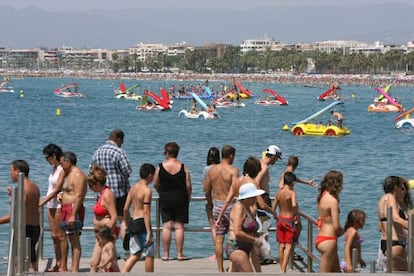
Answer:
[{"left": 1, "top": 129, "right": 413, "bottom": 273}]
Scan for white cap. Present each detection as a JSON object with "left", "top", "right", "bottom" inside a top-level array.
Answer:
[{"left": 265, "top": 145, "right": 282, "bottom": 160}]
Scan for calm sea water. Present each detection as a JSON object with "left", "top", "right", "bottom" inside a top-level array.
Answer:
[{"left": 0, "top": 77, "right": 413, "bottom": 272}]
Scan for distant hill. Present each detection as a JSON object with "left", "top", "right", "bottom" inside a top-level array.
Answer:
[{"left": 0, "top": 3, "right": 413, "bottom": 49}]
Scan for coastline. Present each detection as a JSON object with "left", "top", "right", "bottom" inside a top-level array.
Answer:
[{"left": 3, "top": 71, "right": 414, "bottom": 87}]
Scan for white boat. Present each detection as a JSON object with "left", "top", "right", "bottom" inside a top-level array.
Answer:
[
  {"left": 0, "top": 79, "right": 14, "bottom": 93},
  {"left": 178, "top": 92, "right": 219, "bottom": 119},
  {"left": 178, "top": 110, "right": 219, "bottom": 119},
  {"left": 114, "top": 83, "right": 142, "bottom": 100},
  {"left": 214, "top": 101, "right": 245, "bottom": 108},
  {"left": 116, "top": 93, "right": 142, "bottom": 100},
  {"left": 54, "top": 83, "right": 86, "bottom": 98}
]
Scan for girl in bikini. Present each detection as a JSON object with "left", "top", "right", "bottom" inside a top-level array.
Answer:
[
  {"left": 341, "top": 209, "right": 366, "bottom": 272},
  {"left": 315, "top": 170, "right": 344, "bottom": 272}
]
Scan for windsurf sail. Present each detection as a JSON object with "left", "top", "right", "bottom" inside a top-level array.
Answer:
[
  {"left": 262, "top": 88, "right": 288, "bottom": 105},
  {"left": 190, "top": 92, "right": 208, "bottom": 110},
  {"left": 375, "top": 87, "right": 401, "bottom": 107},
  {"left": 394, "top": 106, "right": 414, "bottom": 122},
  {"left": 292, "top": 101, "right": 344, "bottom": 125},
  {"left": 144, "top": 90, "right": 170, "bottom": 109}
]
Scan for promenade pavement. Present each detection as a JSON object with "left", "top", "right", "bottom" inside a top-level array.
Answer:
[{"left": 33, "top": 256, "right": 309, "bottom": 275}]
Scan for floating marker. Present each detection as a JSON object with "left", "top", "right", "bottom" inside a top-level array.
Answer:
[
  {"left": 56, "top": 108, "right": 61, "bottom": 116},
  {"left": 282, "top": 124, "right": 289, "bottom": 131}
]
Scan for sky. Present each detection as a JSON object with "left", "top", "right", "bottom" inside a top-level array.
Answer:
[
  {"left": 5, "top": 0, "right": 414, "bottom": 11},
  {"left": 1, "top": 0, "right": 414, "bottom": 49}
]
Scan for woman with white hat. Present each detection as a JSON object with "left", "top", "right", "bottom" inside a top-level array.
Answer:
[{"left": 225, "top": 182, "right": 265, "bottom": 272}]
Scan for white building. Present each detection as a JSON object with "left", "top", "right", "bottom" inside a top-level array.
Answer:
[{"left": 240, "top": 37, "right": 283, "bottom": 54}]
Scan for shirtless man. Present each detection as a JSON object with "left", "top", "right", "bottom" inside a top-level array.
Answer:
[
  {"left": 59, "top": 151, "right": 87, "bottom": 272},
  {"left": 204, "top": 145, "right": 239, "bottom": 272},
  {"left": 0, "top": 160, "right": 40, "bottom": 272},
  {"left": 330, "top": 110, "right": 343, "bottom": 128},
  {"left": 272, "top": 172, "right": 299, "bottom": 273},
  {"left": 122, "top": 163, "right": 156, "bottom": 273}
]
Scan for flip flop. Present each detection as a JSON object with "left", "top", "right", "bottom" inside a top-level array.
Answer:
[
  {"left": 177, "top": 256, "right": 191, "bottom": 261},
  {"left": 161, "top": 257, "right": 173, "bottom": 261}
]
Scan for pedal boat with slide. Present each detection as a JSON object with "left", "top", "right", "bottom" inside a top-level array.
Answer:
[{"left": 290, "top": 101, "right": 350, "bottom": 136}]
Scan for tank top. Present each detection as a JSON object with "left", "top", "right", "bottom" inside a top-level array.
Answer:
[
  {"left": 47, "top": 165, "right": 63, "bottom": 209},
  {"left": 158, "top": 163, "right": 188, "bottom": 206}
]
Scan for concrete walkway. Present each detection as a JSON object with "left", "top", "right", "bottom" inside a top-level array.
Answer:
[{"left": 31, "top": 256, "right": 309, "bottom": 275}]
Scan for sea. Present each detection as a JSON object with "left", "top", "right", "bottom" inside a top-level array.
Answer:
[{"left": 0, "top": 77, "right": 413, "bottom": 272}]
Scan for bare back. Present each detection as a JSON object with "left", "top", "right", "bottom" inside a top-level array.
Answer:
[
  {"left": 24, "top": 179, "right": 40, "bottom": 226},
  {"left": 206, "top": 162, "right": 239, "bottom": 201},
  {"left": 130, "top": 180, "right": 152, "bottom": 219},
  {"left": 274, "top": 185, "right": 297, "bottom": 218}
]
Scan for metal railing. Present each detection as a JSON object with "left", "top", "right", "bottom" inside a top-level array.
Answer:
[{"left": 35, "top": 196, "right": 414, "bottom": 273}]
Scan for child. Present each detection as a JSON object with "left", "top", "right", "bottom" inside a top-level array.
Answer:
[
  {"left": 95, "top": 226, "right": 120, "bottom": 272},
  {"left": 122, "top": 163, "right": 156, "bottom": 273},
  {"left": 272, "top": 172, "right": 298, "bottom": 273},
  {"left": 341, "top": 209, "right": 366, "bottom": 273}
]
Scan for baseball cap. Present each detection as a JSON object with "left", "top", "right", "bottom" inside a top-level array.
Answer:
[
  {"left": 265, "top": 145, "right": 282, "bottom": 160},
  {"left": 237, "top": 183, "right": 265, "bottom": 200}
]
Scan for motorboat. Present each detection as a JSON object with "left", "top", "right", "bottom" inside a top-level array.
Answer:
[
  {"left": 0, "top": 79, "right": 14, "bottom": 93},
  {"left": 54, "top": 83, "right": 86, "bottom": 98}
]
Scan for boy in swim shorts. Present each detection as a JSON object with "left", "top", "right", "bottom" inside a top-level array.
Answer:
[{"left": 272, "top": 172, "right": 299, "bottom": 273}]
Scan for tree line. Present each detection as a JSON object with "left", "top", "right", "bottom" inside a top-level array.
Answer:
[{"left": 111, "top": 46, "right": 414, "bottom": 75}]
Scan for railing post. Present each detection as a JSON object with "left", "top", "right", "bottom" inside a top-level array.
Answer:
[
  {"left": 7, "top": 186, "right": 18, "bottom": 276},
  {"left": 351, "top": 247, "right": 358, "bottom": 272},
  {"left": 38, "top": 205, "right": 44, "bottom": 260},
  {"left": 155, "top": 198, "right": 161, "bottom": 258},
  {"left": 16, "top": 172, "right": 26, "bottom": 275},
  {"left": 25, "top": 237, "right": 31, "bottom": 271},
  {"left": 386, "top": 206, "right": 392, "bottom": 273},
  {"left": 370, "top": 260, "right": 376, "bottom": 273},
  {"left": 307, "top": 219, "right": 313, "bottom": 272},
  {"left": 408, "top": 213, "right": 413, "bottom": 273}
]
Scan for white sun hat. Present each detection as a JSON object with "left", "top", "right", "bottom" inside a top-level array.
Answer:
[{"left": 237, "top": 183, "right": 265, "bottom": 200}]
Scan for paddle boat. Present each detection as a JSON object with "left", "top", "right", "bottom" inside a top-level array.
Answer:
[
  {"left": 114, "top": 83, "right": 142, "bottom": 100},
  {"left": 394, "top": 107, "right": 414, "bottom": 129},
  {"left": 54, "top": 83, "right": 86, "bottom": 98},
  {"left": 0, "top": 79, "right": 14, "bottom": 93},
  {"left": 317, "top": 84, "right": 341, "bottom": 101},
  {"left": 136, "top": 89, "right": 171, "bottom": 111},
  {"left": 178, "top": 92, "right": 219, "bottom": 119},
  {"left": 368, "top": 86, "right": 404, "bottom": 113},
  {"left": 290, "top": 101, "right": 350, "bottom": 136},
  {"left": 254, "top": 88, "right": 288, "bottom": 105},
  {"left": 213, "top": 92, "right": 246, "bottom": 108}
]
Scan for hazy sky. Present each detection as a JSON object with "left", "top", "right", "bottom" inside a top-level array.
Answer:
[
  {"left": 6, "top": 0, "right": 414, "bottom": 11},
  {"left": 1, "top": 0, "right": 413, "bottom": 48}
]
